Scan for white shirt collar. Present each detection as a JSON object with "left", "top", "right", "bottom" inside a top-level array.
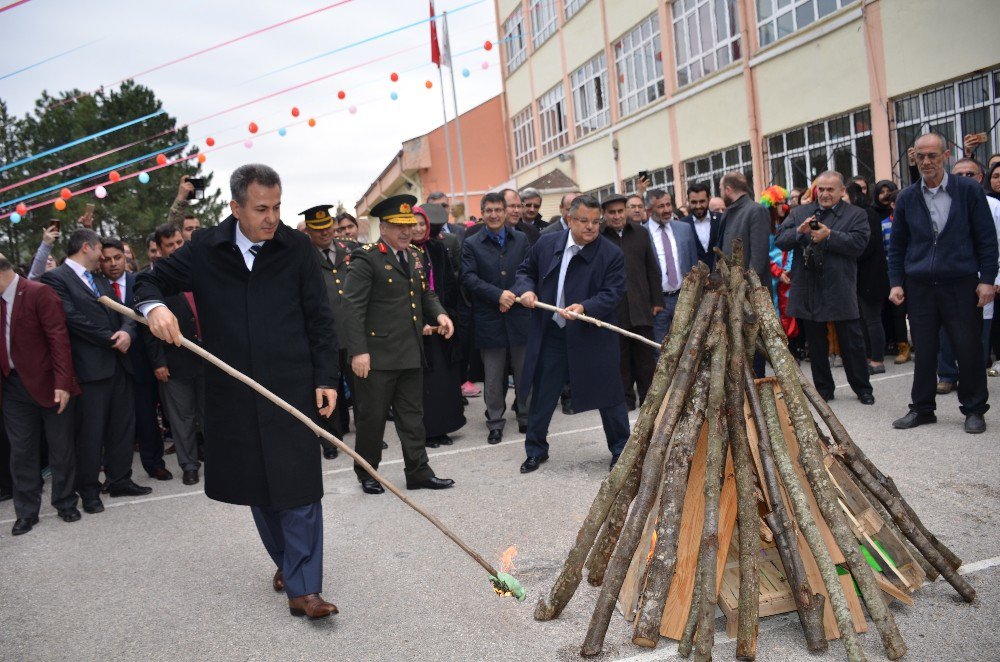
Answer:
[
  {"left": 65, "top": 256, "right": 91, "bottom": 278},
  {"left": 2, "top": 274, "right": 19, "bottom": 302},
  {"left": 234, "top": 222, "right": 261, "bottom": 254},
  {"left": 114, "top": 273, "right": 127, "bottom": 289},
  {"left": 921, "top": 171, "right": 949, "bottom": 194}
]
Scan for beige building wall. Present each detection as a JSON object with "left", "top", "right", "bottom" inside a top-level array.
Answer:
[
  {"left": 673, "top": 75, "right": 750, "bottom": 160},
  {"left": 604, "top": 0, "right": 660, "bottom": 43},
  {"left": 617, "top": 107, "right": 672, "bottom": 176}
]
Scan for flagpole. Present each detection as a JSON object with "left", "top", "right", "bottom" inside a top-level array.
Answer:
[
  {"left": 443, "top": 11, "right": 470, "bottom": 214},
  {"left": 437, "top": 64, "right": 456, "bottom": 201}
]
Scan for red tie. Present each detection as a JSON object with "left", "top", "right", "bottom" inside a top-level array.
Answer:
[
  {"left": 0, "top": 298, "right": 10, "bottom": 377},
  {"left": 112, "top": 281, "right": 123, "bottom": 302},
  {"left": 184, "top": 292, "right": 202, "bottom": 340}
]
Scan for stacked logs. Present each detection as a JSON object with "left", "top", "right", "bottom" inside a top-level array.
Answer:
[{"left": 534, "top": 249, "right": 976, "bottom": 661}]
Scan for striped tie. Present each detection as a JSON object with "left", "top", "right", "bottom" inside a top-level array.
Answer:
[{"left": 249, "top": 244, "right": 262, "bottom": 256}]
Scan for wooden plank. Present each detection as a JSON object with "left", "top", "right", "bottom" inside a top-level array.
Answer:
[
  {"left": 876, "top": 573, "right": 915, "bottom": 606},
  {"left": 617, "top": 488, "right": 662, "bottom": 620}
]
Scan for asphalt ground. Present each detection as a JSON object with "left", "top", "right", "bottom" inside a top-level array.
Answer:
[{"left": 1, "top": 360, "right": 998, "bottom": 662}]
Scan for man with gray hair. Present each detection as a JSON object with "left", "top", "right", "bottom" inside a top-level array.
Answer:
[
  {"left": 137, "top": 163, "right": 341, "bottom": 618},
  {"left": 519, "top": 187, "right": 549, "bottom": 232},
  {"left": 644, "top": 189, "right": 699, "bottom": 343}
]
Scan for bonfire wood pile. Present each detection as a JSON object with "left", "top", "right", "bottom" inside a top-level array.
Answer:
[{"left": 534, "top": 247, "right": 976, "bottom": 661}]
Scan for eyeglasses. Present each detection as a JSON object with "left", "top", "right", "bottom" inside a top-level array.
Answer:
[{"left": 523, "top": 202, "right": 541, "bottom": 209}]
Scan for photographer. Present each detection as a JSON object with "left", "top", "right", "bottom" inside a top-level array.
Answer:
[{"left": 776, "top": 171, "right": 874, "bottom": 404}]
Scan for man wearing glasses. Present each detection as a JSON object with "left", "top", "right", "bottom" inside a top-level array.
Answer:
[{"left": 520, "top": 187, "right": 550, "bottom": 232}]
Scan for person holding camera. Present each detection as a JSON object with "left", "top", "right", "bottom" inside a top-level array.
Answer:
[{"left": 776, "top": 171, "right": 874, "bottom": 404}]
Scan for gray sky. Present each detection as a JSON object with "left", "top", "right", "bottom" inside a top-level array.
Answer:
[{"left": 1, "top": 0, "right": 502, "bottom": 224}]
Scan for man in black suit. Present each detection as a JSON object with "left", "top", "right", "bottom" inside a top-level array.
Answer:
[
  {"left": 101, "top": 237, "right": 171, "bottom": 482},
  {"left": 680, "top": 181, "right": 722, "bottom": 270},
  {"left": 520, "top": 187, "right": 550, "bottom": 232},
  {"left": 41, "top": 229, "right": 150, "bottom": 514},
  {"left": 541, "top": 192, "right": 581, "bottom": 236},
  {"left": 464, "top": 189, "right": 541, "bottom": 245}
]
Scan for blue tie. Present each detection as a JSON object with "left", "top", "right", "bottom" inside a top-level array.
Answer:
[
  {"left": 249, "top": 244, "right": 262, "bottom": 256},
  {"left": 83, "top": 271, "right": 100, "bottom": 297}
]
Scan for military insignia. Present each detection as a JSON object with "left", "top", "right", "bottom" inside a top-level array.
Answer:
[
  {"left": 385, "top": 264, "right": 392, "bottom": 270},
  {"left": 400, "top": 203, "right": 411, "bottom": 214},
  {"left": 378, "top": 241, "right": 387, "bottom": 254}
]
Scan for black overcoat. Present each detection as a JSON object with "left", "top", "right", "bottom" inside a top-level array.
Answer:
[
  {"left": 460, "top": 227, "right": 531, "bottom": 349},
  {"left": 601, "top": 221, "right": 662, "bottom": 329},
  {"left": 134, "top": 217, "right": 339, "bottom": 510}
]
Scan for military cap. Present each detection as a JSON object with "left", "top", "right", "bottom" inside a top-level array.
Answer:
[
  {"left": 600, "top": 194, "right": 629, "bottom": 210},
  {"left": 371, "top": 194, "right": 418, "bottom": 225},
  {"left": 300, "top": 204, "right": 335, "bottom": 230}
]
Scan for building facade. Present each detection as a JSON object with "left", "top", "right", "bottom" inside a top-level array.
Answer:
[{"left": 494, "top": 0, "right": 1000, "bottom": 202}]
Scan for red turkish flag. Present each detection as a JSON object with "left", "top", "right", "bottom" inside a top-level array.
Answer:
[{"left": 430, "top": 1, "right": 441, "bottom": 67}]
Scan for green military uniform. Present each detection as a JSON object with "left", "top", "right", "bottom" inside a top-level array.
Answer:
[{"left": 341, "top": 195, "right": 447, "bottom": 486}]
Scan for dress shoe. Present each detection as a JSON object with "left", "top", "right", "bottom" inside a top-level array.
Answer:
[
  {"left": 964, "top": 413, "right": 986, "bottom": 434},
  {"left": 820, "top": 392, "right": 835, "bottom": 402},
  {"left": 83, "top": 498, "right": 104, "bottom": 514},
  {"left": 108, "top": 480, "right": 153, "bottom": 497},
  {"left": 406, "top": 475, "right": 455, "bottom": 490},
  {"left": 100, "top": 479, "right": 110, "bottom": 494},
  {"left": 360, "top": 478, "right": 385, "bottom": 495},
  {"left": 518, "top": 423, "right": 528, "bottom": 434},
  {"left": 381, "top": 441, "right": 389, "bottom": 449},
  {"left": 867, "top": 363, "right": 886, "bottom": 375},
  {"left": 323, "top": 446, "right": 338, "bottom": 460},
  {"left": 936, "top": 380, "right": 956, "bottom": 394},
  {"left": 182, "top": 469, "right": 200, "bottom": 486},
  {"left": 273, "top": 569, "right": 285, "bottom": 593},
  {"left": 561, "top": 402, "right": 574, "bottom": 415},
  {"left": 892, "top": 411, "right": 937, "bottom": 429},
  {"left": 487, "top": 429, "right": 502, "bottom": 445},
  {"left": 11, "top": 516, "right": 39, "bottom": 536},
  {"left": 520, "top": 455, "right": 548, "bottom": 474},
  {"left": 58, "top": 507, "right": 82, "bottom": 523},
  {"left": 609, "top": 454, "right": 621, "bottom": 471},
  {"left": 0, "top": 489, "right": 11, "bottom": 502},
  {"left": 426, "top": 437, "right": 440, "bottom": 449},
  {"left": 858, "top": 393, "right": 875, "bottom": 405},
  {"left": 437, "top": 434, "right": 454, "bottom": 446},
  {"left": 148, "top": 467, "right": 173, "bottom": 481},
  {"left": 894, "top": 342, "right": 911, "bottom": 364},
  {"left": 288, "top": 593, "right": 338, "bottom": 618}
]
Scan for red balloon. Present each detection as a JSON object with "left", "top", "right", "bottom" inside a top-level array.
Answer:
[
  {"left": 337, "top": 90, "right": 346, "bottom": 100},
  {"left": 291, "top": 107, "right": 300, "bottom": 117},
  {"left": 206, "top": 136, "right": 216, "bottom": 147},
  {"left": 109, "top": 170, "right": 121, "bottom": 183},
  {"left": 156, "top": 154, "right": 167, "bottom": 166},
  {"left": 15, "top": 203, "right": 27, "bottom": 215},
  {"left": 248, "top": 121, "right": 259, "bottom": 134},
  {"left": 60, "top": 188, "right": 72, "bottom": 200},
  {"left": 425, "top": 80, "right": 433, "bottom": 89},
  {"left": 390, "top": 72, "right": 399, "bottom": 82},
  {"left": 484, "top": 40, "right": 493, "bottom": 51}
]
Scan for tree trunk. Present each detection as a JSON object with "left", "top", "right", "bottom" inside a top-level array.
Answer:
[
  {"left": 586, "top": 465, "right": 639, "bottom": 586},
  {"left": 534, "top": 267, "right": 708, "bottom": 621},
  {"left": 751, "top": 287, "right": 907, "bottom": 661}
]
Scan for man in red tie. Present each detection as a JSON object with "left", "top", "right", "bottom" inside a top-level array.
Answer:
[{"left": 0, "top": 253, "right": 80, "bottom": 535}]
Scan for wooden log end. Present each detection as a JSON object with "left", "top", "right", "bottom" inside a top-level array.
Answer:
[
  {"left": 632, "top": 635, "right": 658, "bottom": 649},
  {"left": 533, "top": 599, "right": 558, "bottom": 621}
]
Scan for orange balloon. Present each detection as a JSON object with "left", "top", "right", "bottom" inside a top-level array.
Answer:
[
  {"left": 197, "top": 154, "right": 207, "bottom": 164},
  {"left": 109, "top": 170, "right": 121, "bottom": 183},
  {"left": 308, "top": 118, "right": 317, "bottom": 127},
  {"left": 54, "top": 199, "right": 67, "bottom": 211},
  {"left": 156, "top": 154, "right": 167, "bottom": 166},
  {"left": 60, "top": 188, "right": 72, "bottom": 200},
  {"left": 425, "top": 80, "right": 433, "bottom": 89}
]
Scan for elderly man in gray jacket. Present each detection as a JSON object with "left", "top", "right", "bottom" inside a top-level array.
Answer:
[{"left": 776, "top": 171, "right": 874, "bottom": 405}]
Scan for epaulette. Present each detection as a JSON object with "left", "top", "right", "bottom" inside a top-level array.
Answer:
[{"left": 409, "top": 243, "right": 426, "bottom": 254}]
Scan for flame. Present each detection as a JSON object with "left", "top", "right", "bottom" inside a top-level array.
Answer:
[
  {"left": 646, "top": 530, "right": 658, "bottom": 563},
  {"left": 499, "top": 545, "right": 518, "bottom": 574}
]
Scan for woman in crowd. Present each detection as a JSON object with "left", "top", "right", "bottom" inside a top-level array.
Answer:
[
  {"left": 763, "top": 186, "right": 802, "bottom": 356},
  {"left": 849, "top": 181, "right": 890, "bottom": 374},
  {"left": 412, "top": 206, "right": 466, "bottom": 447},
  {"left": 987, "top": 161, "right": 1000, "bottom": 200}
]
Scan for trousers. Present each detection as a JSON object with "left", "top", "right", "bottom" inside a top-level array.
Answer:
[
  {"left": 74, "top": 365, "right": 135, "bottom": 500},
  {"left": 159, "top": 373, "right": 205, "bottom": 472},
  {"left": 619, "top": 325, "right": 656, "bottom": 409},
  {"left": 251, "top": 501, "right": 324, "bottom": 598},
  {"left": 802, "top": 318, "right": 872, "bottom": 399},
  {"left": 481, "top": 345, "right": 528, "bottom": 431}
]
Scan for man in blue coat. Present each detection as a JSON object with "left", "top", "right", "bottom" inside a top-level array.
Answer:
[
  {"left": 513, "top": 195, "right": 629, "bottom": 473},
  {"left": 461, "top": 192, "right": 531, "bottom": 444}
]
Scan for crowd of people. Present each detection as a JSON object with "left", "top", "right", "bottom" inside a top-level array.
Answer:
[{"left": 1, "top": 131, "right": 997, "bottom": 547}]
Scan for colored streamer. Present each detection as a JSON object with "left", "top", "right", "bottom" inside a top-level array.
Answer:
[
  {"left": 0, "top": 37, "right": 105, "bottom": 82},
  {"left": 0, "top": 0, "right": 31, "bottom": 13}
]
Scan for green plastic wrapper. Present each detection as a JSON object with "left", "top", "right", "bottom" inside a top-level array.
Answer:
[{"left": 490, "top": 573, "right": 526, "bottom": 602}]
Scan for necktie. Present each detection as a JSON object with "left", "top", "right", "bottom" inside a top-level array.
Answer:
[
  {"left": 184, "top": 291, "right": 202, "bottom": 340},
  {"left": 112, "top": 281, "right": 123, "bottom": 302},
  {"left": 83, "top": 271, "right": 100, "bottom": 297},
  {"left": 249, "top": 244, "right": 262, "bottom": 257},
  {"left": 0, "top": 298, "right": 10, "bottom": 377},
  {"left": 659, "top": 223, "right": 679, "bottom": 291},
  {"left": 554, "top": 245, "right": 581, "bottom": 328},
  {"left": 397, "top": 250, "right": 410, "bottom": 277}
]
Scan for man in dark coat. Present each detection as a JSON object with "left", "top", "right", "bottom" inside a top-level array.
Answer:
[
  {"left": 776, "top": 171, "right": 874, "bottom": 404},
  {"left": 719, "top": 171, "right": 772, "bottom": 291},
  {"left": 461, "top": 192, "right": 531, "bottom": 444},
  {"left": 341, "top": 194, "right": 456, "bottom": 495},
  {"left": 514, "top": 195, "right": 628, "bottom": 473},
  {"left": 600, "top": 195, "right": 662, "bottom": 410},
  {"left": 520, "top": 187, "right": 550, "bottom": 232},
  {"left": 137, "top": 164, "right": 340, "bottom": 619}
]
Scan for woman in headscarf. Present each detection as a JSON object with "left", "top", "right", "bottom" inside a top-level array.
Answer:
[{"left": 412, "top": 205, "right": 466, "bottom": 447}]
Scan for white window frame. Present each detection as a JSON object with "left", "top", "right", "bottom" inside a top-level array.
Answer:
[
  {"left": 584, "top": 184, "right": 617, "bottom": 203},
  {"left": 672, "top": 0, "right": 741, "bottom": 88},
  {"left": 512, "top": 105, "right": 537, "bottom": 170},
  {"left": 503, "top": 7, "right": 527, "bottom": 74},
  {"left": 564, "top": 0, "right": 590, "bottom": 20},
  {"left": 766, "top": 108, "right": 874, "bottom": 191},
  {"left": 571, "top": 53, "right": 610, "bottom": 139},
  {"left": 684, "top": 143, "right": 753, "bottom": 195},
  {"left": 622, "top": 167, "right": 676, "bottom": 198},
  {"left": 538, "top": 84, "right": 569, "bottom": 157},
  {"left": 755, "top": 0, "right": 849, "bottom": 47},
  {"left": 613, "top": 14, "right": 665, "bottom": 118},
  {"left": 529, "top": 0, "right": 558, "bottom": 50}
]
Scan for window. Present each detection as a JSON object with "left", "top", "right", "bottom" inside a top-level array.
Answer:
[
  {"left": 529, "top": 0, "right": 558, "bottom": 50},
  {"left": 571, "top": 53, "right": 610, "bottom": 139},
  {"left": 894, "top": 68, "right": 1000, "bottom": 186},
  {"left": 684, "top": 142, "right": 753, "bottom": 194},
  {"left": 564, "top": 0, "right": 590, "bottom": 20},
  {"left": 622, "top": 166, "right": 676, "bottom": 198},
  {"left": 766, "top": 109, "right": 874, "bottom": 191},
  {"left": 756, "top": 0, "right": 849, "bottom": 47},
  {"left": 672, "top": 0, "right": 741, "bottom": 87},
  {"left": 503, "top": 7, "right": 527, "bottom": 74},
  {"left": 538, "top": 84, "right": 569, "bottom": 156},
  {"left": 584, "top": 184, "right": 617, "bottom": 203},
  {"left": 512, "top": 105, "right": 536, "bottom": 170},
  {"left": 614, "top": 14, "right": 665, "bottom": 117}
]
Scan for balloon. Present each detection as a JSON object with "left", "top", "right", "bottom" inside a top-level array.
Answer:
[
  {"left": 425, "top": 80, "right": 433, "bottom": 89},
  {"left": 390, "top": 91, "right": 398, "bottom": 101},
  {"left": 156, "top": 154, "right": 167, "bottom": 166},
  {"left": 95, "top": 185, "right": 107, "bottom": 199},
  {"left": 484, "top": 40, "right": 493, "bottom": 51},
  {"left": 244, "top": 139, "right": 253, "bottom": 149},
  {"left": 197, "top": 154, "right": 206, "bottom": 163},
  {"left": 308, "top": 118, "right": 317, "bottom": 127},
  {"left": 278, "top": 127, "right": 287, "bottom": 137},
  {"left": 138, "top": 172, "right": 150, "bottom": 184},
  {"left": 60, "top": 187, "right": 72, "bottom": 200},
  {"left": 109, "top": 171, "right": 121, "bottom": 183},
  {"left": 15, "top": 203, "right": 27, "bottom": 215},
  {"left": 390, "top": 72, "right": 399, "bottom": 82},
  {"left": 462, "top": 68, "right": 470, "bottom": 77},
  {"left": 54, "top": 199, "right": 67, "bottom": 211},
  {"left": 206, "top": 137, "right": 215, "bottom": 147},
  {"left": 348, "top": 105, "right": 357, "bottom": 114},
  {"left": 10, "top": 212, "right": 21, "bottom": 223},
  {"left": 481, "top": 61, "right": 489, "bottom": 70},
  {"left": 337, "top": 90, "right": 346, "bottom": 100},
  {"left": 248, "top": 121, "right": 259, "bottom": 134},
  {"left": 291, "top": 106, "right": 300, "bottom": 117}
]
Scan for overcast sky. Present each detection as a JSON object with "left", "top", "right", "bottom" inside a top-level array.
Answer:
[{"left": 1, "top": 0, "right": 502, "bottom": 225}]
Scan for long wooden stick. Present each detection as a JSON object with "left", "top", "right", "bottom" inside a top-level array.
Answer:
[
  {"left": 99, "top": 296, "right": 501, "bottom": 579},
  {"left": 517, "top": 297, "right": 660, "bottom": 349}
]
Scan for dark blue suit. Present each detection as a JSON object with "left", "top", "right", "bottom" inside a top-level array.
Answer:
[
  {"left": 513, "top": 230, "right": 629, "bottom": 460},
  {"left": 680, "top": 212, "right": 722, "bottom": 270},
  {"left": 124, "top": 271, "right": 167, "bottom": 475}
]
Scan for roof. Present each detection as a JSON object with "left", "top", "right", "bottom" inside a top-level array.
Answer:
[{"left": 521, "top": 168, "right": 577, "bottom": 191}]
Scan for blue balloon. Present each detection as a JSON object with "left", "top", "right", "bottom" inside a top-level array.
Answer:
[
  {"left": 138, "top": 172, "right": 150, "bottom": 184},
  {"left": 461, "top": 68, "right": 470, "bottom": 78},
  {"left": 390, "top": 91, "right": 398, "bottom": 101},
  {"left": 10, "top": 212, "right": 21, "bottom": 223},
  {"left": 278, "top": 127, "right": 287, "bottom": 137}
]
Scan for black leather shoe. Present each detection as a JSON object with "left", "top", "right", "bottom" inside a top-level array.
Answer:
[
  {"left": 487, "top": 430, "right": 502, "bottom": 445},
  {"left": 182, "top": 470, "right": 200, "bottom": 485},
  {"left": 892, "top": 411, "right": 937, "bottom": 429},
  {"left": 561, "top": 402, "right": 574, "bottom": 415},
  {"left": 406, "top": 475, "right": 455, "bottom": 490},
  {"left": 520, "top": 455, "right": 548, "bottom": 474},
  {"left": 964, "top": 413, "right": 986, "bottom": 434},
  {"left": 0, "top": 490, "right": 12, "bottom": 502},
  {"left": 323, "top": 446, "right": 338, "bottom": 460},
  {"left": 148, "top": 467, "right": 173, "bottom": 481},
  {"left": 108, "top": 480, "right": 153, "bottom": 497},
  {"left": 821, "top": 392, "right": 835, "bottom": 402},
  {"left": 437, "top": 435, "right": 454, "bottom": 446},
  {"left": 360, "top": 478, "right": 384, "bottom": 495},
  {"left": 381, "top": 441, "right": 389, "bottom": 449},
  {"left": 425, "top": 438, "right": 440, "bottom": 449},
  {"left": 58, "top": 507, "right": 82, "bottom": 523},
  {"left": 858, "top": 393, "right": 875, "bottom": 405},
  {"left": 518, "top": 423, "right": 528, "bottom": 434},
  {"left": 11, "top": 516, "right": 39, "bottom": 536},
  {"left": 83, "top": 498, "right": 104, "bottom": 514}
]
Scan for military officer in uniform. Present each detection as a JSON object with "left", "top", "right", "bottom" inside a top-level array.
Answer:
[
  {"left": 301, "top": 205, "right": 357, "bottom": 459},
  {"left": 341, "top": 194, "right": 457, "bottom": 495}
]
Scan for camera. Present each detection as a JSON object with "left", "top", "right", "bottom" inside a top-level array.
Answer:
[
  {"left": 809, "top": 207, "right": 828, "bottom": 231},
  {"left": 187, "top": 178, "right": 206, "bottom": 201}
]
